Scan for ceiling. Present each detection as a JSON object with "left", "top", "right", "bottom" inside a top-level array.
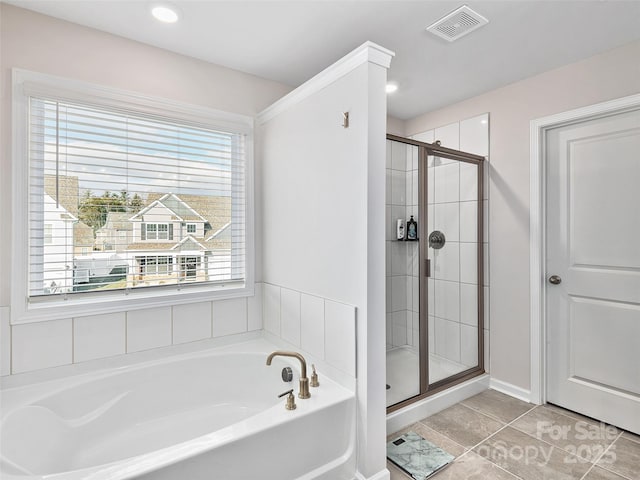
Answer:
[{"left": 7, "top": 1, "right": 640, "bottom": 120}]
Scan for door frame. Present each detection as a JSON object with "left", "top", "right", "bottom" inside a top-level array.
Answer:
[{"left": 529, "top": 92, "right": 640, "bottom": 405}]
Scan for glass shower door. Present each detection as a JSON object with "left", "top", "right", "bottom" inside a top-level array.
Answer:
[
  {"left": 386, "top": 135, "right": 485, "bottom": 411},
  {"left": 427, "top": 154, "right": 483, "bottom": 387}
]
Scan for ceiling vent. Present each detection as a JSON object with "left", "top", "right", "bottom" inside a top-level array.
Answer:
[{"left": 426, "top": 5, "right": 489, "bottom": 42}]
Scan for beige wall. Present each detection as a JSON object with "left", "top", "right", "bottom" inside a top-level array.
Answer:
[
  {"left": 387, "top": 115, "right": 406, "bottom": 136},
  {"left": 0, "top": 5, "right": 291, "bottom": 376},
  {"left": 0, "top": 4, "right": 291, "bottom": 307},
  {"left": 405, "top": 39, "right": 640, "bottom": 392}
]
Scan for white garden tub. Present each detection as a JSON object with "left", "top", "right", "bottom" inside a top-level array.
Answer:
[{"left": 0, "top": 339, "right": 356, "bottom": 480}]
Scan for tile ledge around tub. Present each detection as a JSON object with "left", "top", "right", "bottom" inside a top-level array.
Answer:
[
  {"left": 263, "top": 330, "right": 356, "bottom": 392},
  {"left": 1, "top": 331, "right": 263, "bottom": 390}
]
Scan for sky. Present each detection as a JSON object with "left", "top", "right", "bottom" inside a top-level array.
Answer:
[{"left": 34, "top": 98, "right": 239, "bottom": 200}]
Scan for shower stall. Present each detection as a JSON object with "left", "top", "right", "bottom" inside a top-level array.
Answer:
[{"left": 385, "top": 134, "right": 485, "bottom": 411}]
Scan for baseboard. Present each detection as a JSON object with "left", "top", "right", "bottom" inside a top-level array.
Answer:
[
  {"left": 386, "top": 374, "right": 490, "bottom": 434},
  {"left": 489, "top": 377, "right": 532, "bottom": 403},
  {"left": 354, "top": 469, "right": 390, "bottom": 480}
]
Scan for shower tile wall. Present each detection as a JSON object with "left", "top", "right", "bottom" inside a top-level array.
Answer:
[
  {"left": 412, "top": 113, "right": 490, "bottom": 372},
  {"left": 385, "top": 141, "right": 419, "bottom": 351}
]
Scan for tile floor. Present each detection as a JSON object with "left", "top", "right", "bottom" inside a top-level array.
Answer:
[{"left": 388, "top": 389, "right": 640, "bottom": 480}]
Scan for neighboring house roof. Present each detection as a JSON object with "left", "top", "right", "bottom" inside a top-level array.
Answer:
[
  {"left": 171, "top": 235, "right": 207, "bottom": 251},
  {"left": 205, "top": 222, "right": 231, "bottom": 250},
  {"left": 58, "top": 211, "right": 78, "bottom": 222},
  {"left": 206, "top": 222, "right": 231, "bottom": 241},
  {"left": 44, "top": 175, "right": 79, "bottom": 216},
  {"left": 204, "top": 238, "right": 231, "bottom": 250},
  {"left": 99, "top": 212, "right": 134, "bottom": 232},
  {"left": 74, "top": 221, "right": 94, "bottom": 246},
  {"left": 126, "top": 242, "right": 179, "bottom": 251},
  {"left": 126, "top": 241, "right": 209, "bottom": 252},
  {"left": 141, "top": 192, "right": 231, "bottom": 234},
  {"left": 127, "top": 233, "right": 228, "bottom": 252},
  {"left": 130, "top": 193, "right": 208, "bottom": 223}
]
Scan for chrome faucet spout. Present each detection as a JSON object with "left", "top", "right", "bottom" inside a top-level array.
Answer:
[{"left": 266, "top": 351, "right": 310, "bottom": 399}]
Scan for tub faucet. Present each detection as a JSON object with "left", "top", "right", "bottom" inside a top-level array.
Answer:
[{"left": 266, "top": 351, "right": 310, "bottom": 399}]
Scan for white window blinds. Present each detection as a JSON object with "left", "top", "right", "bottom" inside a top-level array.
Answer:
[{"left": 28, "top": 96, "right": 246, "bottom": 297}]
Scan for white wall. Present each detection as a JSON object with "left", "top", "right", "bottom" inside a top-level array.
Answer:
[
  {"left": 0, "top": 4, "right": 290, "bottom": 376},
  {"left": 404, "top": 39, "right": 640, "bottom": 394},
  {"left": 258, "top": 45, "right": 391, "bottom": 479},
  {"left": 260, "top": 65, "right": 371, "bottom": 303}
]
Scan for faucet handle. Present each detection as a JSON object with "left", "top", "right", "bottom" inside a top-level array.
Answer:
[
  {"left": 278, "top": 389, "right": 294, "bottom": 398},
  {"left": 310, "top": 364, "right": 320, "bottom": 387},
  {"left": 278, "top": 389, "right": 296, "bottom": 410}
]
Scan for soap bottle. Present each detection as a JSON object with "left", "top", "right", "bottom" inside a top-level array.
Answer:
[
  {"left": 396, "top": 219, "right": 405, "bottom": 240},
  {"left": 406, "top": 216, "right": 418, "bottom": 241}
]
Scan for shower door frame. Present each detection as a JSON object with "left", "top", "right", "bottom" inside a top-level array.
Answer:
[{"left": 386, "top": 134, "right": 486, "bottom": 413}]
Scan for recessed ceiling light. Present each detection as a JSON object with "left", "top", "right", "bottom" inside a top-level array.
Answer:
[
  {"left": 151, "top": 5, "right": 179, "bottom": 23},
  {"left": 386, "top": 83, "right": 398, "bottom": 94}
]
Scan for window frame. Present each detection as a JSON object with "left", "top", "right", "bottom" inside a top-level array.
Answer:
[
  {"left": 144, "top": 223, "right": 170, "bottom": 241},
  {"left": 157, "top": 224, "right": 169, "bottom": 240},
  {"left": 140, "top": 256, "right": 173, "bottom": 277},
  {"left": 11, "top": 69, "right": 255, "bottom": 325}
]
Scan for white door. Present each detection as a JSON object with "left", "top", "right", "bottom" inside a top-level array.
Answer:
[{"left": 546, "top": 107, "right": 640, "bottom": 434}]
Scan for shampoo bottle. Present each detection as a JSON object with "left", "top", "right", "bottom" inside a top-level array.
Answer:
[
  {"left": 406, "top": 215, "right": 418, "bottom": 241},
  {"left": 396, "top": 219, "right": 405, "bottom": 240}
]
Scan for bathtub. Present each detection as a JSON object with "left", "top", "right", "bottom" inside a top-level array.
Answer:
[{"left": 0, "top": 338, "right": 356, "bottom": 480}]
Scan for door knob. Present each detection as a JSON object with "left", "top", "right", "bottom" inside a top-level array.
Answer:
[{"left": 548, "top": 275, "right": 562, "bottom": 285}]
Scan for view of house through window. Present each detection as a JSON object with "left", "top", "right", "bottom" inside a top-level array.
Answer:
[{"left": 29, "top": 97, "right": 245, "bottom": 297}]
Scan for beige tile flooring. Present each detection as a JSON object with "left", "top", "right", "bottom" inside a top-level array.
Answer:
[{"left": 388, "top": 390, "right": 640, "bottom": 480}]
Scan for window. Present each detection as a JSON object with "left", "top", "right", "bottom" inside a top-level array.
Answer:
[
  {"left": 144, "top": 223, "right": 171, "bottom": 241},
  {"left": 139, "top": 256, "right": 172, "bottom": 276},
  {"left": 13, "top": 70, "right": 253, "bottom": 322},
  {"left": 146, "top": 224, "right": 157, "bottom": 239},
  {"left": 179, "top": 256, "right": 200, "bottom": 279},
  {"left": 158, "top": 224, "right": 168, "bottom": 240},
  {"left": 27, "top": 99, "right": 243, "bottom": 294}
]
